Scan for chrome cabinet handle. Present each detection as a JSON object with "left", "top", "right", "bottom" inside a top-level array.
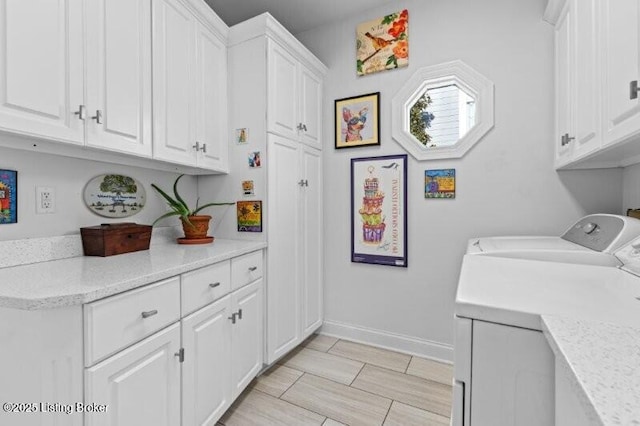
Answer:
[
  {"left": 298, "top": 179, "right": 309, "bottom": 187},
  {"left": 74, "top": 105, "right": 86, "bottom": 120},
  {"left": 141, "top": 310, "right": 158, "bottom": 319},
  {"left": 209, "top": 282, "right": 221, "bottom": 288},
  {"left": 631, "top": 80, "right": 640, "bottom": 100},
  {"left": 561, "top": 133, "right": 575, "bottom": 146},
  {"left": 302, "top": 124, "right": 308, "bottom": 131},
  {"left": 237, "top": 309, "right": 243, "bottom": 320},
  {"left": 228, "top": 313, "right": 237, "bottom": 324},
  {"left": 193, "top": 141, "right": 200, "bottom": 152},
  {"left": 248, "top": 266, "right": 258, "bottom": 272},
  {"left": 201, "top": 143, "right": 207, "bottom": 153},
  {"left": 297, "top": 123, "right": 304, "bottom": 131},
  {"left": 91, "top": 110, "right": 102, "bottom": 124}
]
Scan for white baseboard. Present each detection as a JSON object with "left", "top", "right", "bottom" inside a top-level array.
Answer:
[{"left": 320, "top": 320, "right": 453, "bottom": 363}]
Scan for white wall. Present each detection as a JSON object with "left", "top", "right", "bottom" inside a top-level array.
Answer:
[
  {"left": 623, "top": 163, "right": 640, "bottom": 213},
  {"left": 296, "top": 0, "right": 623, "bottom": 360},
  {"left": 0, "top": 145, "right": 199, "bottom": 241}
]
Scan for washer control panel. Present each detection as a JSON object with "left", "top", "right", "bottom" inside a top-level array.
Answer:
[{"left": 561, "top": 215, "right": 625, "bottom": 252}]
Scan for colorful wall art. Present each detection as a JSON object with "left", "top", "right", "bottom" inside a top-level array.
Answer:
[
  {"left": 0, "top": 169, "right": 17, "bottom": 224},
  {"left": 351, "top": 155, "right": 407, "bottom": 267},
  {"left": 356, "top": 10, "right": 408, "bottom": 76},
  {"left": 425, "top": 169, "right": 456, "bottom": 198},
  {"left": 237, "top": 200, "right": 262, "bottom": 232},
  {"left": 84, "top": 174, "right": 146, "bottom": 218},
  {"left": 335, "top": 92, "right": 380, "bottom": 149}
]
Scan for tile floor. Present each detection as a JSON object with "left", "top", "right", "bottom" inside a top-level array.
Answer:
[{"left": 219, "top": 334, "right": 453, "bottom": 426}]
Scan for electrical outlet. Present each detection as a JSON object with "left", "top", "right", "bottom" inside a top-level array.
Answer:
[{"left": 36, "top": 186, "right": 55, "bottom": 214}]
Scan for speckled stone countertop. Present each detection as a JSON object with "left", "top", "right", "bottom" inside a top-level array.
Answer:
[
  {"left": 0, "top": 239, "right": 266, "bottom": 310},
  {"left": 542, "top": 315, "right": 640, "bottom": 426}
]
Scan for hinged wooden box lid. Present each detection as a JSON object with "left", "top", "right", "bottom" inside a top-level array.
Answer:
[{"left": 80, "top": 223, "right": 152, "bottom": 257}]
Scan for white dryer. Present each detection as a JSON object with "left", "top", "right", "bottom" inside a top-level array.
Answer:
[{"left": 466, "top": 214, "right": 640, "bottom": 255}]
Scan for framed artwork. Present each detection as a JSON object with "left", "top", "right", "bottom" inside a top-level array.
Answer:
[
  {"left": 242, "top": 180, "right": 255, "bottom": 197},
  {"left": 83, "top": 174, "right": 146, "bottom": 218},
  {"left": 237, "top": 200, "right": 262, "bottom": 232},
  {"left": 335, "top": 92, "right": 380, "bottom": 149},
  {"left": 0, "top": 169, "right": 17, "bottom": 224},
  {"left": 236, "top": 128, "right": 249, "bottom": 144},
  {"left": 248, "top": 151, "right": 262, "bottom": 168},
  {"left": 356, "top": 9, "right": 408, "bottom": 76},
  {"left": 351, "top": 154, "right": 407, "bottom": 267},
  {"left": 425, "top": 169, "right": 456, "bottom": 199}
]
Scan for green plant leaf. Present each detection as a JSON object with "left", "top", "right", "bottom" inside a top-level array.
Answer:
[
  {"left": 386, "top": 55, "right": 396, "bottom": 66},
  {"left": 151, "top": 210, "right": 183, "bottom": 226},
  {"left": 192, "top": 202, "right": 235, "bottom": 215},
  {"left": 172, "top": 174, "right": 190, "bottom": 212},
  {"left": 151, "top": 184, "right": 189, "bottom": 216}
]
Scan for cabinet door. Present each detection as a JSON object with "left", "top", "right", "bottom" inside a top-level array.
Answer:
[
  {"left": 555, "top": 1, "right": 574, "bottom": 167},
  {"left": 299, "top": 67, "right": 322, "bottom": 149},
  {"left": 268, "top": 40, "right": 299, "bottom": 140},
  {"left": 231, "top": 279, "right": 263, "bottom": 399},
  {"left": 182, "top": 296, "right": 232, "bottom": 426},
  {"left": 601, "top": 0, "right": 640, "bottom": 146},
  {"left": 0, "top": 0, "right": 84, "bottom": 144},
  {"left": 85, "top": 0, "right": 152, "bottom": 157},
  {"left": 195, "top": 22, "right": 228, "bottom": 171},
  {"left": 301, "top": 146, "right": 323, "bottom": 337},
  {"left": 470, "top": 321, "right": 554, "bottom": 426},
  {"left": 572, "top": 0, "right": 601, "bottom": 159},
  {"left": 85, "top": 324, "right": 181, "bottom": 426},
  {"left": 266, "top": 135, "right": 301, "bottom": 363},
  {"left": 152, "top": 0, "right": 197, "bottom": 165}
]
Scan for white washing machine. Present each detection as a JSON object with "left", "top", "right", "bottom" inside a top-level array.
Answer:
[
  {"left": 466, "top": 214, "right": 640, "bottom": 256},
  {"left": 452, "top": 225, "right": 640, "bottom": 426}
]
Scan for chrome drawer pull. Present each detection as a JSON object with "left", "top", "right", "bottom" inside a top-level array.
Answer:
[
  {"left": 248, "top": 266, "right": 258, "bottom": 272},
  {"left": 141, "top": 310, "right": 158, "bottom": 319},
  {"left": 237, "top": 309, "right": 243, "bottom": 320},
  {"left": 228, "top": 313, "right": 237, "bottom": 324},
  {"left": 209, "top": 282, "right": 221, "bottom": 288}
]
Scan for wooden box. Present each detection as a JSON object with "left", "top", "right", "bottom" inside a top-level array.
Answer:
[{"left": 81, "top": 223, "right": 152, "bottom": 257}]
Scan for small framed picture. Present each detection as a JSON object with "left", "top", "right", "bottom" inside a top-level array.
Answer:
[
  {"left": 335, "top": 92, "right": 380, "bottom": 149},
  {"left": 425, "top": 169, "right": 456, "bottom": 199},
  {"left": 237, "top": 200, "right": 262, "bottom": 232},
  {"left": 0, "top": 169, "right": 17, "bottom": 224},
  {"left": 242, "top": 180, "right": 255, "bottom": 197},
  {"left": 236, "top": 128, "right": 249, "bottom": 144},
  {"left": 248, "top": 151, "right": 262, "bottom": 168}
]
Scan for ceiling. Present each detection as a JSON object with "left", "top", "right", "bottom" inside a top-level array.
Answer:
[{"left": 205, "top": 0, "right": 396, "bottom": 35}]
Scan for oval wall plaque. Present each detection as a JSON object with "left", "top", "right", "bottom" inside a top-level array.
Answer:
[{"left": 84, "top": 174, "right": 146, "bottom": 218}]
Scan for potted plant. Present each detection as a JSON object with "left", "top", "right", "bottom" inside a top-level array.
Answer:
[{"left": 151, "top": 174, "right": 234, "bottom": 243}]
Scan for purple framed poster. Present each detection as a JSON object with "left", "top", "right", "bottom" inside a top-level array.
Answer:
[
  {"left": 0, "top": 169, "right": 17, "bottom": 224},
  {"left": 351, "top": 154, "right": 407, "bottom": 267}
]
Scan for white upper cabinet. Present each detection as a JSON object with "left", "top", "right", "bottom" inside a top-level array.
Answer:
[
  {"left": 85, "top": 0, "right": 153, "bottom": 157},
  {"left": 268, "top": 39, "right": 323, "bottom": 149},
  {"left": 153, "top": 0, "right": 229, "bottom": 171},
  {"left": 601, "top": 0, "right": 640, "bottom": 146},
  {"left": 152, "top": 0, "right": 196, "bottom": 166},
  {"left": 0, "top": 0, "right": 84, "bottom": 144},
  {"left": 548, "top": 0, "right": 640, "bottom": 168}
]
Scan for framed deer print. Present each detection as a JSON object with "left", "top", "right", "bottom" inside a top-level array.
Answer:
[
  {"left": 335, "top": 92, "right": 380, "bottom": 149},
  {"left": 356, "top": 10, "right": 408, "bottom": 76}
]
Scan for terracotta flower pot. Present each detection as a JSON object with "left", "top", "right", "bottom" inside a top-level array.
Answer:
[{"left": 181, "top": 215, "right": 211, "bottom": 239}]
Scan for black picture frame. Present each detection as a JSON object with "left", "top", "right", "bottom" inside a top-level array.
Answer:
[{"left": 335, "top": 92, "right": 380, "bottom": 149}]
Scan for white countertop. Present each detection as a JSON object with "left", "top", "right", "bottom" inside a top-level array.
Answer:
[
  {"left": 542, "top": 315, "right": 640, "bottom": 426},
  {"left": 0, "top": 239, "right": 266, "bottom": 310},
  {"left": 456, "top": 254, "right": 640, "bottom": 426}
]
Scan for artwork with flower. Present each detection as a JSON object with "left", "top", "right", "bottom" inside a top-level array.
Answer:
[{"left": 356, "top": 9, "right": 408, "bottom": 76}]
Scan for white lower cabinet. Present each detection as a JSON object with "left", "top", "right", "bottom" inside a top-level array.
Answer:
[
  {"left": 182, "top": 295, "right": 232, "bottom": 426},
  {"left": 85, "top": 324, "right": 182, "bottom": 426}
]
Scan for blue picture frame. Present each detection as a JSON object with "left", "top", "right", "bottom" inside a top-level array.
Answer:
[{"left": 0, "top": 169, "right": 17, "bottom": 224}]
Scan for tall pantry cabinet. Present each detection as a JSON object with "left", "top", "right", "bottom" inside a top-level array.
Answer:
[{"left": 224, "top": 14, "right": 327, "bottom": 364}]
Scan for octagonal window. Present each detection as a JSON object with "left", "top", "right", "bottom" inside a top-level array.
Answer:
[{"left": 392, "top": 60, "right": 494, "bottom": 160}]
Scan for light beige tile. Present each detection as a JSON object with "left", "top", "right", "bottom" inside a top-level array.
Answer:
[
  {"left": 406, "top": 357, "right": 454, "bottom": 386},
  {"left": 328, "top": 340, "right": 411, "bottom": 373},
  {"left": 282, "top": 374, "right": 392, "bottom": 426},
  {"left": 323, "top": 419, "right": 347, "bottom": 426},
  {"left": 351, "top": 365, "right": 452, "bottom": 417},
  {"left": 219, "top": 389, "right": 325, "bottom": 426},
  {"left": 281, "top": 348, "right": 364, "bottom": 384},
  {"left": 384, "top": 401, "right": 450, "bottom": 426},
  {"left": 301, "top": 334, "right": 339, "bottom": 352},
  {"left": 250, "top": 364, "right": 304, "bottom": 397}
]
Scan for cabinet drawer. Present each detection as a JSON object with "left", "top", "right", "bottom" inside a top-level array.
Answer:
[
  {"left": 231, "top": 251, "right": 263, "bottom": 290},
  {"left": 181, "top": 261, "right": 231, "bottom": 315},
  {"left": 84, "top": 277, "right": 180, "bottom": 366}
]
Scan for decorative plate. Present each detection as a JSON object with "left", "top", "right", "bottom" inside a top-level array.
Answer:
[{"left": 84, "top": 174, "right": 146, "bottom": 218}]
